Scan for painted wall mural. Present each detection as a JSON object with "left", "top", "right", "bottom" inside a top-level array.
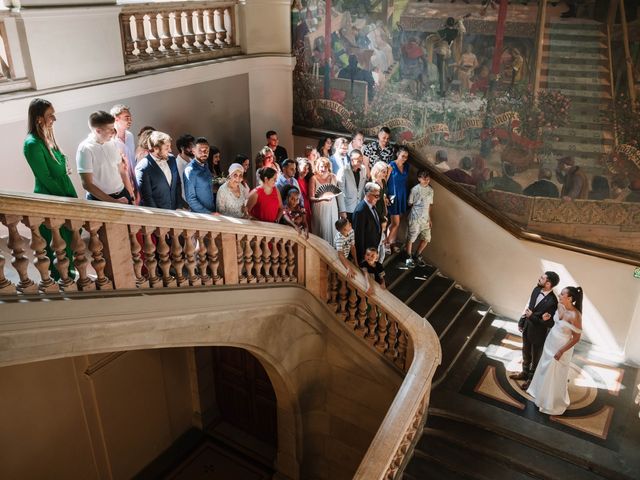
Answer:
[{"left": 291, "top": 1, "right": 640, "bottom": 255}]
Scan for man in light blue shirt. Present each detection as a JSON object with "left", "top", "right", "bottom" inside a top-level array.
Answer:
[
  {"left": 183, "top": 137, "right": 214, "bottom": 213},
  {"left": 276, "top": 158, "right": 304, "bottom": 206}
]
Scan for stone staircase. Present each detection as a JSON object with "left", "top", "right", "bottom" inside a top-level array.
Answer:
[
  {"left": 384, "top": 253, "right": 492, "bottom": 386},
  {"left": 541, "top": 20, "right": 614, "bottom": 176}
]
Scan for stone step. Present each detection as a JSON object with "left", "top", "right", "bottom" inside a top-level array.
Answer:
[
  {"left": 544, "top": 77, "right": 610, "bottom": 92},
  {"left": 415, "top": 415, "right": 611, "bottom": 480},
  {"left": 557, "top": 88, "right": 611, "bottom": 100},
  {"left": 544, "top": 69, "right": 608, "bottom": 81},
  {"left": 544, "top": 63, "right": 608, "bottom": 74},
  {"left": 545, "top": 39, "right": 607, "bottom": 52}
]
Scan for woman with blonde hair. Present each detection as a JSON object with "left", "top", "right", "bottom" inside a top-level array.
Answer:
[
  {"left": 23, "top": 98, "right": 77, "bottom": 280},
  {"left": 370, "top": 161, "right": 391, "bottom": 260},
  {"left": 309, "top": 157, "right": 342, "bottom": 246},
  {"left": 255, "top": 146, "right": 280, "bottom": 186}
]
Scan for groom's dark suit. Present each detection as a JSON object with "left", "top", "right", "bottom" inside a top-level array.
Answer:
[
  {"left": 518, "top": 286, "right": 558, "bottom": 380},
  {"left": 352, "top": 199, "right": 381, "bottom": 263}
]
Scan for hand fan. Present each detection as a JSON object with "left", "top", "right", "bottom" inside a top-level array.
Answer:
[{"left": 315, "top": 183, "right": 343, "bottom": 199}]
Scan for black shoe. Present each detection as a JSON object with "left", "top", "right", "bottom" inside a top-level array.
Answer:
[
  {"left": 509, "top": 372, "right": 527, "bottom": 380},
  {"left": 520, "top": 381, "right": 531, "bottom": 391}
]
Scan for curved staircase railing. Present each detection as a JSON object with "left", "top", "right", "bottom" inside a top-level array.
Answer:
[{"left": 0, "top": 190, "right": 441, "bottom": 480}]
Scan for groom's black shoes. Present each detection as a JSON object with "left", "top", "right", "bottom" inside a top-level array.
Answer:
[{"left": 510, "top": 372, "right": 527, "bottom": 380}]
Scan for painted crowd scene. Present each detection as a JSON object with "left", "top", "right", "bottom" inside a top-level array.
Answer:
[{"left": 292, "top": 0, "right": 640, "bottom": 255}]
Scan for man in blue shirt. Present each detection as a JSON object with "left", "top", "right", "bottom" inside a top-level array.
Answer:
[
  {"left": 276, "top": 158, "right": 304, "bottom": 206},
  {"left": 183, "top": 137, "right": 215, "bottom": 214}
]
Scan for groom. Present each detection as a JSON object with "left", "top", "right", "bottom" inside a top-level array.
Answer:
[{"left": 510, "top": 271, "right": 560, "bottom": 390}]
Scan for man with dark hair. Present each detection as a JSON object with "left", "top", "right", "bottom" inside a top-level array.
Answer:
[
  {"left": 175, "top": 134, "right": 195, "bottom": 202},
  {"left": 444, "top": 156, "right": 474, "bottom": 185},
  {"left": 338, "top": 54, "right": 375, "bottom": 101},
  {"left": 352, "top": 182, "right": 382, "bottom": 262},
  {"left": 523, "top": 167, "right": 560, "bottom": 198},
  {"left": 76, "top": 111, "right": 133, "bottom": 204},
  {"left": 510, "top": 271, "right": 560, "bottom": 390},
  {"left": 362, "top": 126, "right": 395, "bottom": 168},
  {"left": 266, "top": 130, "right": 288, "bottom": 166},
  {"left": 183, "top": 137, "right": 214, "bottom": 214},
  {"left": 276, "top": 158, "right": 304, "bottom": 206}
]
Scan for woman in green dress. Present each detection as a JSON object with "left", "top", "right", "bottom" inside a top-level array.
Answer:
[{"left": 23, "top": 98, "right": 77, "bottom": 279}]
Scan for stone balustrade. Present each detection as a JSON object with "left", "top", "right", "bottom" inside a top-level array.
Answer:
[
  {"left": 0, "top": 12, "right": 31, "bottom": 92},
  {"left": 119, "top": 1, "right": 242, "bottom": 73},
  {"left": 0, "top": 190, "right": 441, "bottom": 479}
]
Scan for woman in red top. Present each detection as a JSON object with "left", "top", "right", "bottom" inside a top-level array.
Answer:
[{"left": 246, "top": 167, "right": 283, "bottom": 223}]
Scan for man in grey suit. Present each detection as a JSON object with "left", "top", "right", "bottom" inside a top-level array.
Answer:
[{"left": 337, "top": 149, "right": 367, "bottom": 223}]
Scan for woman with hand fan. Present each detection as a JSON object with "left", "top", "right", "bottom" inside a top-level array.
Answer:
[{"left": 309, "top": 157, "right": 344, "bottom": 246}]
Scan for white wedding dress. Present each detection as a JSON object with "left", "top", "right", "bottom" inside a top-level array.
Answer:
[{"left": 527, "top": 312, "right": 582, "bottom": 415}]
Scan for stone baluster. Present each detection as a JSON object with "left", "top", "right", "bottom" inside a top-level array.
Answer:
[
  {"left": 365, "top": 301, "right": 378, "bottom": 346},
  {"left": 236, "top": 236, "right": 246, "bottom": 283},
  {"left": 144, "top": 14, "right": 160, "bottom": 56},
  {"left": 213, "top": 9, "right": 225, "bottom": 47},
  {"left": 0, "top": 215, "right": 38, "bottom": 293},
  {"left": 196, "top": 231, "right": 212, "bottom": 285},
  {"left": 354, "top": 289, "right": 367, "bottom": 336},
  {"left": 278, "top": 239, "right": 288, "bottom": 281},
  {"left": 385, "top": 320, "right": 399, "bottom": 363},
  {"left": 270, "top": 237, "right": 280, "bottom": 281},
  {"left": 337, "top": 277, "right": 348, "bottom": 321},
  {"left": 45, "top": 218, "right": 76, "bottom": 292},
  {"left": 207, "top": 233, "right": 223, "bottom": 285},
  {"left": 157, "top": 12, "right": 174, "bottom": 54},
  {"left": 286, "top": 241, "right": 296, "bottom": 282},
  {"left": 133, "top": 14, "right": 148, "bottom": 58},
  {"left": 346, "top": 282, "right": 358, "bottom": 328},
  {"left": 243, "top": 235, "right": 255, "bottom": 283},
  {"left": 122, "top": 14, "right": 137, "bottom": 59},
  {"left": 170, "top": 228, "right": 186, "bottom": 287},
  {"left": 67, "top": 220, "right": 94, "bottom": 292},
  {"left": 23, "top": 216, "right": 58, "bottom": 293},
  {"left": 128, "top": 225, "right": 147, "bottom": 288},
  {"left": 261, "top": 237, "right": 272, "bottom": 282},
  {"left": 223, "top": 7, "right": 233, "bottom": 45},
  {"left": 180, "top": 11, "right": 194, "bottom": 51},
  {"left": 396, "top": 329, "right": 408, "bottom": 370},
  {"left": 0, "top": 253, "right": 15, "bottom": 295},
  {"left": 142, "top": 226, "right": 161, "bottom": 288},
  {"left": 191, "top": 11, "right": 205, "bottom": 50},
  {"left": 156, "top": 227, "right": 175, "bottom": 287},
  {"left": 328, "top": 271, "right": 338, "bottom": 311},
  {"left": 252, "top": 236, "right": 264, "bottom": 283},
  {"left": 183, "top": 229, "right": 199, "bottom": 286},
  {"left": 86, "top": 222, "right": 112, "bottom": 290},
  {"left": 374, "top": 308, "right": 389, "bottom": 354},
  {"left": 202, "top": 10, "right": 216, "bottom": 49},
  {"left": 169, "top": 12, "right": 184, "bottom": 54}
]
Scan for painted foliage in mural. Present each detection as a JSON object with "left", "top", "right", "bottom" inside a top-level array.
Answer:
[{"left": 292, "top": 0, "right": 640, "bottom": 254}]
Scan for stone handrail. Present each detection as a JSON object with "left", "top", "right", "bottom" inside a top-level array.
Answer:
[
  {"left": 119, "top": 0, "right": 242, "bottom": 74},
  {"left": 0, "top": 11, "right": 31, "bottom": 93},
  {"left": 0, "top": 190, "right": 441, "bottom": 479}
]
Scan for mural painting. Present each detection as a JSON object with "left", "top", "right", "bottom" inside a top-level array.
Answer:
[{"left": 291, "top": 1, "right": 640, "bottom": 255}]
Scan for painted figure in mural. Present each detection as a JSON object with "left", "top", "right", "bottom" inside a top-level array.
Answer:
[
  {"left": 588, "top": 175, "right": 611, "bottom": 201},
  {"left": 458, "top": 44, "right": 479, "bottom": 94},
  {"left": 433, "top": 17, "right": 466, "bottom": 97},
  {"left": 561, "top": 1, "right": 578, "bottom": 18},
  {"left": 523, "top": 167, "right": 560, "bottom": 198},
  {"left": 338, "top": 55, "right": 376, "bottom": 101},
  {"left": 367, "top": 21, "right": 394, "bottom": 75},
  {"left": 444, "top": 156, "right": 474, "bottom": 185},
  {"left": 556, "top": 156, "right": 588, "bottom": 201},
  {"left": 433, "top": 149, "right": 450, "bottom": 173},
  {"left": 493, "top": 162, "right": 523, "bottom": 194},
  {"left": 471, "top": 64, "right": 490, "bottom": 95},
  {"left": 509, "top": 48, "right": 525, "bottom": 91},
  {"left": 510, "top": 271, "right": 560, "bottom": 391}
]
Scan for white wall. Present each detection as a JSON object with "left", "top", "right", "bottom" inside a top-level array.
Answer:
[{"left": 426, "top": 181, "right": 640, "bottom": 363}]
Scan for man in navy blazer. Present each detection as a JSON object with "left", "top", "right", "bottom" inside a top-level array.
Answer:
[
  {"left": 352, "top": 182, "right": 382, "bottom": 263},
  {"left": 511, "top": 271, "right": 560, "bottom": 390},
  {"left": 135, "top": 131, "right": 187, "bottom": 210}
]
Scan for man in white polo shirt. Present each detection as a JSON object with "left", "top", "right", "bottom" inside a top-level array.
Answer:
[{"left": 76, "top": 111, "right": 133, "bottom": 204}]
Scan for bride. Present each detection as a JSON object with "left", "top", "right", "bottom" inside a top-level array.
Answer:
[{"left": 527, "top": 286, "right": 583, "bottom": 415}]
